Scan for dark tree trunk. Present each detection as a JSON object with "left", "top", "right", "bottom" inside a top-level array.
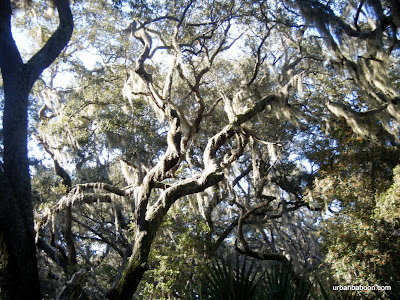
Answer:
[
  {"left": 0, "top": 0, "right": 73, "bottom": 298},
  {"left": 0, "top": 2, "right": 40, "bottom": 297}
]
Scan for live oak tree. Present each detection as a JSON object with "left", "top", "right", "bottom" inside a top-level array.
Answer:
[
  {"left": 0, "top": 0, "right": 73, "bottom": 298},
  {"left": 4, "top": 0, "right": 400, "bottom": 299},
  {"left": 31, "top": 1, "right": 321, "bottom": 298}
]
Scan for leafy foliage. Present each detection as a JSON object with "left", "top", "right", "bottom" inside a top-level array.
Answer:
[
  {"left": 3, "top": 0, "right": 400, "bottom": 298},
  {"left": 306, "top": 118, "right": 400, "bottom": 297}
]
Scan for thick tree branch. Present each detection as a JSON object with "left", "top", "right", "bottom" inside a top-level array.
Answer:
[
  {"left": 56, "top": 269, "right": 87, "bottom": 300},
  {"left": 36, "top": 237, "right": 69, "bottom": 270},
  {"left": 35, "top": 191, "right": 119, "bottom": 232},
  {"left": 204, "top": 94, "right": 280, "bottom": 169},
  {"left": 25, "top": 0, "right": 74, "bottom": 89},
  {"left": 147, "top": 172, "right": 224, "bottom": 232}
]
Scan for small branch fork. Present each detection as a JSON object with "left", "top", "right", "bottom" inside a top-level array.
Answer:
[{"left": 234, "top": 194, "right": 310, "bottom": 262}]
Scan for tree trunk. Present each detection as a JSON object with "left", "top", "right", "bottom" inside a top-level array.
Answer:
[
  {"left": 106, "top": 230, "right": 154, "bottom": 300},
  {"left": 0, "top": 84, "right": 41, "bottom": 298},
  {"left": 0, "top": 0, "right": 73, "bottom": 297},
  {"left": 0, "top": 2, "right": 41, "bottom": 296}
]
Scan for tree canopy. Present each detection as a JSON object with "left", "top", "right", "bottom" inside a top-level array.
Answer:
[{"left": 1, "top": 0, "right": 400, "bottom": 299}]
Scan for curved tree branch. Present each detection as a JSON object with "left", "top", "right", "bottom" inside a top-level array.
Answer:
[{"left": 25, "top": 0, "right": 74, "bottom": 89}]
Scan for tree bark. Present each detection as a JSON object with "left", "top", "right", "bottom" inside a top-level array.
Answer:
[
  {"left": 0, "top": 0, "right": 73, "bottom": 298},
  {"left": 106, "top": 95, "right": 281, "bottom": 299}
]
